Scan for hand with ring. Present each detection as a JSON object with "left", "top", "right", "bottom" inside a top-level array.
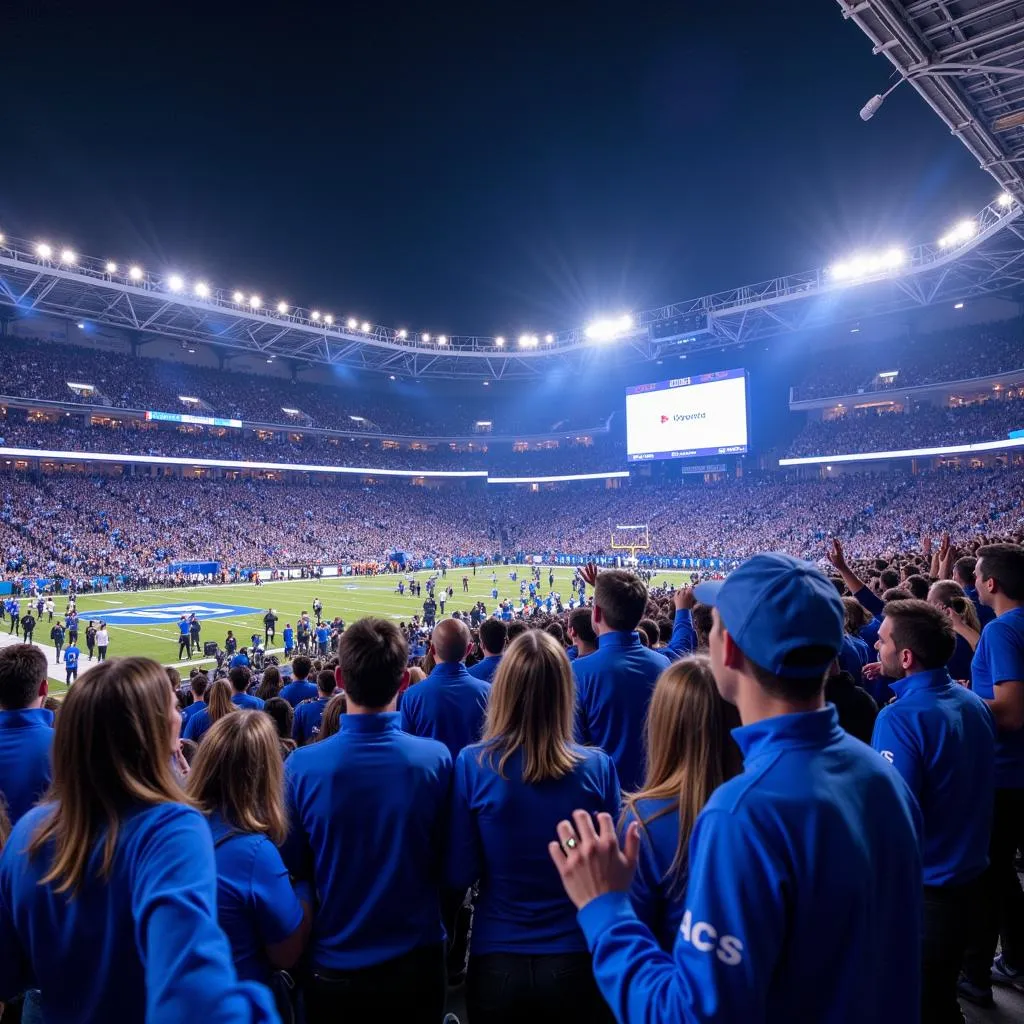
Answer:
[{"left": 548, "top": 809, "right": 641, "bottom": 911}]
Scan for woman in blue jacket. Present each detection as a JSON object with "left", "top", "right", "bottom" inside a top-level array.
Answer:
[
  {"left": 447, "top": 629, "right": 621, "bottom": 1022},
  {"left": 621, "top": 656, "right": 742, "bottom": 950},
  {"left": 0, "top": 657, "right": 276, "bottom": 1023},
  {"left": 183, "top": 677, "right": 237, "bottom": 743}
]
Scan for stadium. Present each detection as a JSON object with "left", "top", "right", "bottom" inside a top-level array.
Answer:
[{"left": 0, "top": 2, "right": 1023, "bottom": 1023}]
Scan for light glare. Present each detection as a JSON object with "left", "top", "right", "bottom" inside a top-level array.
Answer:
[
  {"left": 105, "top": 261, "right": 117, "bottom": 273},
  {"left": 361, "top": 321, "right": 371, "bottom": 333},
  {"left": 60, "top": 249, "right": 76, "bottom": 265},
  {"left": 232, "top": 290, "right": 244, "bottom": 302},
  {"left": 35, "top": 243, "right": 53, "bottom": 259},
  {"left": 397, "top": 328, "right": 408, "bottom": 339},
  {"left": 194, "top": 282, "right": 210, "bottom": 298},
  {"left": 129, "top": 266, "right": 143, "bottom": 281},
  {"left": 276, "top": 301, "right": 288, "bottom": 314},
  {"left": 249, "top": 295, "right": 261, "bottom": 309},
  {"left": 347, "top": 317, "right": 358, "bottom": 330},
  {"left": 584, "top": 314, "right": 633, "bottom": 341},
  {"left": 168, "top": 274, "right": 184, "bottom": 292},
  {"left": 311, "top": 311, "right": 321, "bottom": 321}
]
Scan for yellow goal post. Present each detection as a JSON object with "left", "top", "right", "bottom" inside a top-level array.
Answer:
[{"left": 610, "top": 523, "right": 650, "bottom": 565}]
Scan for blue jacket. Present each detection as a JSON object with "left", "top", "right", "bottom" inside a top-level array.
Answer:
[
  {"left": 573, "top": 632, "right": 670, "bottom": 791},
  {"left": 283, "top": 712, "right": 451, "bottom": 969},
  {"left": 293, "top": 695, "right": 331, "bottom": 745},
  {"left": 663, "top": 609, "right": 697, "bottom": 661},
  {"left": 872, "top": 668, "right": 994, "bottom": 886},
  {"left": 232, "top": 693, "right": 264, "bottom": 711},
  {"left": 208, "top": 811, "right": 306, "bottom": 985},
  {"left": 0, "top": 709, "right": 53, "bottom": 824},
  {"left": 578, "top": 706, "right": 922, "bottom": 1023},
  {"left": 447, "top": 744, "right": 620, "bottom": 955},
  {"left": 467, "top": 654, "right": 502, "bottom": 683},
  {"left": 0, "top": 802, "right": 277, "bottom": 1023},
  {"left": 400, "top": 662, "right": 491, "bottom": 762},
  {"left": 971, "top": 606, "right": 1024, "bottom": 788},
  {"left": 280, "top": 679, "right": 318, "bottom": 709}
]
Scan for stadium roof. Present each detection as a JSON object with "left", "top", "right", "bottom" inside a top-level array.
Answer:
[{"left": 839, "top": 0, "right": 1024, "bottom": 200}]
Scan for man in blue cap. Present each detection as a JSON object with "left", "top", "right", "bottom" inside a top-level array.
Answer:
[{"left": 549, "top": 552, "right": 923, "bottom": 1023}]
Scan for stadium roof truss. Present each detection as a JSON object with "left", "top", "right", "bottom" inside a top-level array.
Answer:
[{"left": 839, "top": 0, "right": 1024, "bottom": 201}]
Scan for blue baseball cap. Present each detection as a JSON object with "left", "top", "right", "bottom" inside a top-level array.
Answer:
[{"left": 693, "top": 553, "right": 844, "bottom": 679}]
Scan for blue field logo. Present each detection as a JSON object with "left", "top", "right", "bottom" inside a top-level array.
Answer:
[{"left": 97, "top": 603, "right": 263, "bottom": 625}]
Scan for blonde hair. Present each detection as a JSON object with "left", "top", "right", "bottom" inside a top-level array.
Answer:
[
  {"left": 29, "top": 658, "right": 188, "bottom": 894},
  {"left": 624, "top": 656, "right": 740, "bottom": 894},
  {"left": 205, "top": 679, "right": 237, "bottom": 724},
  {"left": 406, "top": 666, "right": 427, "bottom": 686},
  {"left": 928, "top": 580, "right": 981, "bottom": 632},
  {"left": 186, "top": 712, "right": 287, "bottom": 845},
  {"left": 480, "top": 630, "right": 580, "bottom": 784}
]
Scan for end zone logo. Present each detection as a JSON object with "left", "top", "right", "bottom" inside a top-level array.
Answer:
[{"left": 660, "top": 415, "right": 669, "bottom": 423}]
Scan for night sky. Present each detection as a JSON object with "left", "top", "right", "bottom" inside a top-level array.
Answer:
[{"left": 3, "top": 1, "right": 994, "bottom": 340}]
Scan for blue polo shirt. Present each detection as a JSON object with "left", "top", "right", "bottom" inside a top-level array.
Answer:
[
  {"left": 280, "top": 679, "right": 318, "bottom": 709},
  {"left": 208, "top": 811, "right": 306, "bottom": 985},
  {"left": 178, "top": 619, "right": 191, "bottom": 638},
  {"left": 467, "top": 654, "right": 502, "bottom": 683},
  {"left": 0, "top": 802, "right": 277, "bottom": 1023},
  {"left": 447, "top": 743, "right": 620, "bottom": 955},
  {"left": 971, "top": 606, "right": 1024, "bottom": 788},
  {"left": 400, "top": 662, "right": 491, "bottom": 762},
  {"left": 180, "top": 700, "right": 205, "bottom": 728},
  {"left": 872, "top": 668, "right": 995, "bottom": 886},
  {"left": 232, "top": 693, "right": 265, "bottom": 711},
  {"left": 315, "top": 626, "right": 330, "bottom": 648},
  {"left": 578, "top": 706, "right": 922, "bottom": 1024},
  {"left": 572, "top": 631, "right": 670, "bottom": 791},
  {"left": 0, "top": 708, "right": 53, "bottom": 824},
  {"left": 283, "top": 627, "right": 294, "bottom": 650},
  {"left": 293, "top": 695, "right": 331, "bottom": 745},
  {"left": 64, "top": 646, "right": 80, "bottom": 672},
  {"left": 622, "top": 797, "right": 688, "bottom": 952},
  {"left": 283, "top": 712, "right": 451, "bottom": 969}
]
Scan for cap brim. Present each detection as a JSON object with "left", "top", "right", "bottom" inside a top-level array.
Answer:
[{"left": 693, "top": 580, "right": 725, "bottom": 606}]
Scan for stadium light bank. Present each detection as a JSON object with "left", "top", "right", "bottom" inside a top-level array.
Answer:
[{"left": 584, "top": 314, "right": 634, "bottom": 342}]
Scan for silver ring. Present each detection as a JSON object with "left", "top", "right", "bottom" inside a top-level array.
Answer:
[{"left": 564, "top": 836, "right": 577, "bottom": 851}]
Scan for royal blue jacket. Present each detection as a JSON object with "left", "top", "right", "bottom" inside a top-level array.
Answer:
[
  {"left": 838, "top": 634, "right": 871, "bottom": 678},
  {"left": 0, "top": 802, "right": 277, "bottom": 1023},
  {"left": 663, "top": 609, "right": 697, "bottom": 661},
  {"left": 622, "top": 797, "right": 688, "bottom": 952},
  {"left": 447, "top": 743, "right": 620, "bottom": 955},
  {"left": 283, "top": 712, "right": 451, "bottom": 969},
  {"left": 180, "top": 700, "right": 205, "bottom": 729},
  {"left": 0, "top": 708, "right": 53, "bottom": 824},
  {"left": 293, "top": 695, "right": 331, "bottom": 744},
  {"left": 208, "top": 811, "right": 307, "bottom": 985},
  {"left": 232, "top": 693, "right": 264, "bottom": 711},
  {"left": 467, "top": 654, "right": 502, "bottom": 683},
  {"left": 573, "top": 632, "right": 670, "bottom": 791},
  {"left": 400, "top": 662, "right": 491, "bottom": 761},
  {"left": 280, "top": 679, "right": 318, "bottom": 709},
  {"left": 578, "top": 706, "right": 922, "bottom": 1023},
  {"left": 971, "top": 606, "right": 1024, "bottom": 788},
  {"left": 872, "top": 668, "right": 994, "bottom": 886}
]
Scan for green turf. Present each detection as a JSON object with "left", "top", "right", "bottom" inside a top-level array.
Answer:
[{"left": 52, "top": 564, "right": 692, "bottom": 676}]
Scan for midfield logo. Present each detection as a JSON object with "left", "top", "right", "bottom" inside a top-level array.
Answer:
[{"left": 95, "top": 603, "right": 263, "bottom": 625}]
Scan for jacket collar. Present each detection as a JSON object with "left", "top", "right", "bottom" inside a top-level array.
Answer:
[{"left": 731, "top": 705, "right": 844, "bottom": 763}]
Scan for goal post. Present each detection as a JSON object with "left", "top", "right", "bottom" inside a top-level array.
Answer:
[{"left": 610, "top": 523, "right": 650, "bottom": 566}]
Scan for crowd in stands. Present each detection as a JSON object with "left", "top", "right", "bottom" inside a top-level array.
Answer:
[
  {"left": 3, "top": 337, "right": 610, "bottom": 437},
  {"left": 786, "top": 396, "right": 1024, "bottom": 457},
  {"left": 0, "top": 417, "right": 621, "bottom": 475},
  {"left": 791, "top": 320, "right": 1024, "bottom": 400},
  {"left": 3, "top": 468, "right": 1024, "bottom": 581}
]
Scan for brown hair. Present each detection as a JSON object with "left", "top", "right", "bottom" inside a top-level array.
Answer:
[
  {"left": 0, "top": 644, "right": 48, "bottom": 710},
  {"left": 480, "top": 630, "right": 580, "bottom": 784},
  {"left": 316, "top": 691, "right": 348, "bottom": 741},
  {"left": 205, "top": 679, "right": 236, "bottom": 724},
  {"left": 338, "top": 618, "right": 408, "bottom": 708},
  {"left": 593, "top": 570, "right": 647, "bottom": 632},
  {"left": 978, "top": 543, "right": 1024, "bottom": 601},
  {"left": 883, "top": 598, "right": 956, "bottom": 670},
  {"left": 186, "top": 711, "right": 287, "bottom": 845},
  {"left": 928, "top": 580, "right": 981, "bottom": 633},
  {"left": 255, "top": 665, "right": 282, "bottom": 703},
  {"left": 28, "top": 658, "right": 188, "bottom": 894},
  {"left": 624, "top": 656, "right": 740, "bottom": 893}
]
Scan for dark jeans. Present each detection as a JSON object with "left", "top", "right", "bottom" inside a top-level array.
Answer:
[
  {"left": 924, "top": 880, "right": 977, "bottom": 1023},
  {"left": 467, "top": 951, "right": 613, "bottom": 1024},
  {"left": 178, "top": 638, "right": 191, "bottom": 658},
  {"left": 963, "top": 786, "right": 1024, "bottom": 985},
  {"left": 304, "top": 943, "right": 446, "bottom": 1024},
  {"left": 97, "top": 646, "right": 107, "bottom": 661}
]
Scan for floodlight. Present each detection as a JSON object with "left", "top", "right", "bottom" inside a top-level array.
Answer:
[
  {"left": 397, "top": 328, "right": 408, "bottom": 339},
  {"left": 437, "top": 334, "right": 447, "bottom": 345},
  {"left": 584, "top": 314, "right": 633, "bottom": 341},
  {"left": 545, "top": 333, "right": 554, "bottom": 343},
  {"left": 349, "top": 415, "right": 365, "bottom": 422},
  {"left": 518, "top": 334, "right": 530, "bottom": 347},
  {"left": 129, "top": 266, "right": 143, "bottom": 280},
  {"left": 389, "top": 374, "right": 397, "bottom": 380},
  {"left": 0, "top": 233, "right": 5, "bottom": 245},
  {"left": 311, "top": 311, "right": 321, "bottom": 321},
  {"left": 347, "top": 317, "right": 358, "bottom": 329},
  {"left": 361, "top": 321, "right": 371, "bottom": 333},
  {"left": 954, "top": 302, "right": 965, "bottom": 309},
  {"left": 422, "top": 333, "right": 431, "bottom": 342},
  {"left": 282, "top": 407, "right": 300, "bottom": 415},
  {"left": 324, "top": 314, "right": 334, "bottom": 325},
  {"left": 495, "top": 336, "right": 505, "bottom": 347},
  {"left": 105, "top": 261, "right": 117, "bottom": 273},
  {"left": 232, "top": 290, "right": 244, "bottom": 302},
  {"left": 249, "top": 295, "right": 261, "bottom": 309},
  {"left": 938, "top": 220, "right": 977, "bottom": 249},
  {"left": 35, "top": 243, "right": 52, "bottom": 259},
  {"left": 998, "top": 192, "right": 1014, "bottom": 209},
  {"left": 828, "top": 247, "right": 906, "bottom": 282},
  {"left": 276, "top": 301, "right": 288, "bottom": 314},
  {"left": 168, "top": 274, "right": 184, "bottom": 292},
  {"left": 76, "top": 322, "right": 84, "bottom": 329},
  {"left": 178, "top": 395, "right": 200, "bottom": 404},
  {"left": 60, "top": 249, "right": 76, "bottom": 265},
  {"left": 194, "top": 281, "right": 210, "bottom": 298}
]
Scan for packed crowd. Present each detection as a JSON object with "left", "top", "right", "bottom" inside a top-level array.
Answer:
[
  {"left": 786, "top": 397, "right": 1024, "bottom": 457},
  {"left": 2, "top": 337, "right": 609, "bottom": 437},
  {"left": 791, "top": 320, "right": 1024, "bottom": 400},
  {"left": 0, "top": 417, "right": 621, "bottom": 475},
  {"left": 3, "top": 467, "right": 1024, "bottom": 580},
  {"left": 0, "top": 525, "right": 1022, "bottom": 1022}
]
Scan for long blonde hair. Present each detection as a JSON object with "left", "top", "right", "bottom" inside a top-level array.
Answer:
[
  {"left": 186, "top": 712, "right": 287, "bottom": 845},
  {"left": 205, "top": 678, "right": 237, "bottom": 723},
  {"left": 624, "top": 656, "right": 741, "bottom": 894},
  {"left": 480, "top": 629, "right": 580, "bottom": 784},
  {"left": 928, "top": 580, "right": 981, "bottom": 632},
  {"left": 29, "top": 658, "right": 188, "bottom": 894}
]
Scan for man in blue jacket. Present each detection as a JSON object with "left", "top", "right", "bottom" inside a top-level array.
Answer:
[
  {"left": 468, "top": 618, "right": 506, "bottom": 683},
  {"left": 401, "top": 618, "right": 490, "bottom": 761},
  {"left": 284, "top": 617, "right": 451, "bottom": 1024},
  {"left": 0, "top": 645, "right": 53, "bottom": 824},
  {"left": 871, "top": 599, "right": 995, "bottom": 1023},
  {"left": 572, "top": 568, "right": 669, "bottom": 790},
  {"left": 550, "top": 553, "right": 923, "bottom": 1024}
]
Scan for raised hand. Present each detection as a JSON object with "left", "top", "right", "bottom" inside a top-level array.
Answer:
[
  {"left": 580, "top": 562, "right": 600, "bottom": 588},
  {"left": 826, "top": 538, "right": 849, "bottom": 573},
  {"left": 674, "top": 586, "right": 696, "bottom": 611}
]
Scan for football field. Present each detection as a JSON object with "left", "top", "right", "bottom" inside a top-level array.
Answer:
[{"left": 23, "top": 564, "right": 691, "bottom": 691}]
